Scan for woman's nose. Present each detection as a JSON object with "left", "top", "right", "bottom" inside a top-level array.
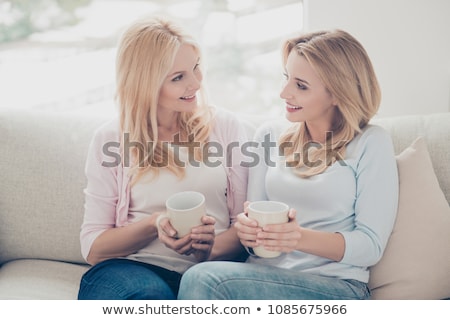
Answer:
[
  {"left": 280, "top": 82, "right": 292, "bottom": 100},
  {"left": 189, "top": 74, "right": 202, "bottom": 91}
]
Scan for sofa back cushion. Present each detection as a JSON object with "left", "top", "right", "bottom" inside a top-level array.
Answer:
[
  {"left": 372, "top": 113, "right": 450, "bottom": 205},
  {"left": 0, "top": 109, "right": 111, "bottom": 265},
  {"left": 368, "top": 137, "right": 450, "bottom": 299}
]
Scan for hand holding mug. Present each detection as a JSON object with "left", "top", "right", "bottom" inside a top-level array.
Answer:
[
  {"left": 158, "top": 215, "right": 216, "bottom": 260},
  {"left": 237, "top": 201, "right": 297, "bottom": 258},
  {"left": 255, "top": 208, "right": 300, "bottom": 255},
  {"left": 235, "top": 202, "right": 262, "bottom": 249},
  {"left": 157, "top": 191, "right": 216, "bottom": 261},
  {"left": 190, "top": 215, "right": 216, "bottom": 262}
]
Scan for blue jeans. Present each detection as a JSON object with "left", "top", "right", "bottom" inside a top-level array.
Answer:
[
  {"left": 78, "top": 258, "right": 181, "bottom": 300},
  {"left": 178, "top": 261, "right": 370, "bottom": 300}
]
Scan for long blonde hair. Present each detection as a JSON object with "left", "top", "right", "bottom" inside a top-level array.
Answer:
[
  {"left": 115, "top": 16, "right": 212, "bottom": 183},
  {"left": 279, "top": 29, "right": 381, "bottom": 177}
]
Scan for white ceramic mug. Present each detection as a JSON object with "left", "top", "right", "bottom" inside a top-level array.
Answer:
[
  {"left": 247, "top": 200, "right": 289, "bottom": 258},
  {"left": 164, "top": 191, "right": 206, "bottom": 238}
]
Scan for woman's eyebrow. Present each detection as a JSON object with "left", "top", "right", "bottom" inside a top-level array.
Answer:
[
  {"left": 167, "top": 57, "right": 200, "bottom": 77},
  {"left": 295, "top": 77, "right": 310, "bottom": 85},
  {"left": 168, "top": 70, "right": 184, "bottom": 77}
]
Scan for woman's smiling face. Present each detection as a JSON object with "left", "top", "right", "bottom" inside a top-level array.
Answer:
[
  {"left": 280, "top": 51, "right": 336, "bottom": 129},
  {"left": 158, "top": 43, "right": 203, "bottom": 115}
]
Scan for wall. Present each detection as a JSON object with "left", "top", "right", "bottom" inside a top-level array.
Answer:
[{"left": 303, "top": 0, "right": 450, "bottom": 117}]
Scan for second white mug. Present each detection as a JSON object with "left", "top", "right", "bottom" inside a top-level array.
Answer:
[{"left": 247, "top": 200, "right": 289, "bottom": 258}]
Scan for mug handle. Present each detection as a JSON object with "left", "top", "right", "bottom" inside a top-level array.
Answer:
[
  {"left": 245, "top": 246, "right": 258, "bottom": 257},
  {"left": 156, "top": 213, "right": 169, "bottom": 232}
]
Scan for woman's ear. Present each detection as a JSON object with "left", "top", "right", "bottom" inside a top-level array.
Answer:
[
  {"left": 327, "top": 89, "right": 338, "bottom": 107},
  {"left": 331, "top": 95, "right": 339, "bottom": 108}
]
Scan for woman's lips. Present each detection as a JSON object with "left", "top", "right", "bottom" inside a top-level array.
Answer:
[
  {"left": 180, "top": 94, "right": 196, "bottom": 102},
  {"left": 286, "top": 103, "right": 302, "bottom": 112}
]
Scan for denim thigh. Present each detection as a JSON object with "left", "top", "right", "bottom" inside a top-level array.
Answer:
[
  {"left": 178, "top": 261, "right": 370, "bottom": 300},
  {"left": 78, "top": 258, "right": 181, "bottom": 300}
]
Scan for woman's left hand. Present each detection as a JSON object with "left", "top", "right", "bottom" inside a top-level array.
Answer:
[
  {"left": 158, "top": 215, "right": 215, "bottom": 261},
  {"left": 190, "top": 215, "right": 216, "bottom": 262},
  {"left": 256, "top": 209, "right": 302, "bottom": 253}
]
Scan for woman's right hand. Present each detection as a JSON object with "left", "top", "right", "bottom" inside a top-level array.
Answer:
[
  {"left": 156, "top": 213, "right": 178, "bottom": 238},
  {"left": 159, "top": 231, "right": 195, "bottom": 256},
  {"left": 234, "top": 201, "right": 262, "bottom": 249},
  {"left": 156, "top": 213, "right": 193, "bottom": 255},
  {"left": 157, "top": 213, "right": 216, "bottom": 260}
]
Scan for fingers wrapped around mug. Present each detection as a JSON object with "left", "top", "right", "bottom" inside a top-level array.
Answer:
[
  {"left": 245, "top": 201, "right": 290, "bottom": 258},
  {"left": 235, "top": 211, "right": 261, "bottom": 248},
  {"left": 255, "top": 208, "right": 301, "bottom": 254},
  {"left": 159, "top": 231, "right": 194, "bottom": 254},
  {"left": 190, "top": 215, "right": 216, "bottom": 261},
  {"left": 156, "top": 213, "right": 177, "bottom": 238}
]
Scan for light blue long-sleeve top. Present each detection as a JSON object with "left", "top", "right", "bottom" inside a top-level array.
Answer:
[{"left": 246, "top": 121, "right": 399, "bottom": 283}]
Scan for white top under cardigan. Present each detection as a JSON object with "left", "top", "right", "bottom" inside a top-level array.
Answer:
[
  {"left": 127, "top": 148, "right": 229, "bottom": 272},
  {"left": 246, "top": 121, "right": 399, "bottom": 283}
]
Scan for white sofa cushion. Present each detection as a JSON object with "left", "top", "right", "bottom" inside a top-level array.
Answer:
[
  {"left": 372, "top": 113, "right": 450, "bottom": 204},
  {"left": 0, "top": 259, "right": 89, "bottom": 299},
  {"left": 0, "top": 110, "right": 109, "bottom": 265},
  {"left": 369, "top": 137, "right": 450, "bottom": 299}
]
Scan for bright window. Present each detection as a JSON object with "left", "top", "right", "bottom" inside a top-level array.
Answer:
[{"left": 0, "top": 0, "right": 303, "bottom": 116}]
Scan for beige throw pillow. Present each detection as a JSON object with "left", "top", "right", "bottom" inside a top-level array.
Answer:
[{"left": 369, "top": 137, "right": 450, "bottom": 299}]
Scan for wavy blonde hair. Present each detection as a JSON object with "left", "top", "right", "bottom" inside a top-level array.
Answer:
[
  {"left": 115, "top": 16, "right": 212, "bottom": 183},
  {"left": 279, "top": 29, "right": 381, "bottom": 177}
]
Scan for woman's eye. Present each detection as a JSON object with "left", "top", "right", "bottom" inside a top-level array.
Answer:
[
  {"left": 194, "top": 63, "right": 200, "bottom": 70},
  {"left": 297, "top": 83, "right": 307, "bottom": 90},
  {"left": 283, "top": 72, "right": 288, "bottom": 80},
  {"left": 172, "top": 74, "right": 183, "bottom": 81}
]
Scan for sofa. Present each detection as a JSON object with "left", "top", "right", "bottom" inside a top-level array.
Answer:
[{"left": 0, "top": 108, "right": 449, "bottom": 300}]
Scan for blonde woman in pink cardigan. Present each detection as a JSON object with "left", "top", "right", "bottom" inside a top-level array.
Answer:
[{"left": 78, "top": 16, "right": 248, "bottom": 300}]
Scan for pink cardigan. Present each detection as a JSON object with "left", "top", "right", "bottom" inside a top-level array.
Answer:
[{"left": 80, "top": 107, "right": 249, "bottom": 261}]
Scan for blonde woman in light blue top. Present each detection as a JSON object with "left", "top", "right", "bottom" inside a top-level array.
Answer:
[{"left": 178, "top": 29, "right": 398, "bottom": 300}]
